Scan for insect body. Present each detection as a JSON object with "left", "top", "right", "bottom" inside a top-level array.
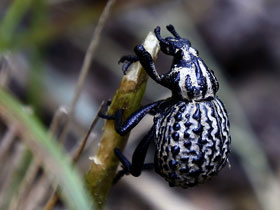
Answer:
[{"left": 101, "top": 24, "right": 231, "bottom": 188}]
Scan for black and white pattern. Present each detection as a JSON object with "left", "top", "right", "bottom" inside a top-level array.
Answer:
[
  {"left": 102, "top": 24, "right": 231, "bottom": 188},
  {"left": 165, "top": 46, "right": 219, "bottom": 101},
  {"left": 154, "top": 99, "right": 230, "bottom": 187}
]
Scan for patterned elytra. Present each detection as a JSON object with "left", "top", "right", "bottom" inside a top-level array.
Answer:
[
  {"left": 101, "top": 24, "right": 231, "bottom": 188},
  {"left": 154, "top": 98, "right": 230, "bottom": 187}
]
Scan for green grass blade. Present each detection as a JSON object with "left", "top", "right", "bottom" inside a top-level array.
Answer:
[
  {"left": 0, "top": 88, "right": 94, "bottom": 210},
  {"left": 0, "top": 0, "right": 34, "bottom": 50}
]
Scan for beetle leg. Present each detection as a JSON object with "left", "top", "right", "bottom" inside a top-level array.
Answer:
[
  {"left": 113, "top": 127, "right": 154, "bottom": 183},
  {"left": 130, "top": 127, "right": 154, "bottom": 176},
  {"left": 98, "top": 100, "right": 115, "bottom": 119},
  {"left": 113, "top": 168, "right": 129, "bottom": 184},
  {"left": 118, "top": 55, "right": 139, "bottom": 74},
  {"left": 113, "top": 100, "right": 163, "bottom": 136},
  {"left": 113, "top": 163, "right": 154, "bottom": 184},
  {"left": 134, "top": 44, "right": 169, "bottom": 88}
]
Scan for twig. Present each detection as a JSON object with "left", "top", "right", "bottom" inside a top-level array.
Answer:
[
  {"left": 48, "top": 106, "right": 69, "bottom": 137},
  {"left": 72, "top": 102, "right": 105, "bottom": 163},
  {"left": 58, "top": 0, "right": 116, "bottom": 145},
  {"left": 43, "top": 101, "right": 105, "bottom": 210},
  {"left": 85, "top": 31, "right": 160, "bottom": 210},
  {"left": 0, "top": 123, "right": 17, "bottom": 162},
  {"left": 0, "top": 56, "right": 10, "bottom": 87}
]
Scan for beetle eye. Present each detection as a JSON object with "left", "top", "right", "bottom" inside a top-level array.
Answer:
[{"left": 175, "top": 49, "right": 184, "bottom": 58}]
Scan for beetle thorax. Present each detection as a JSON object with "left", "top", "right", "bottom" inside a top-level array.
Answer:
[{"left": 168, "top": 46, "right": 219, "bottom": 101}]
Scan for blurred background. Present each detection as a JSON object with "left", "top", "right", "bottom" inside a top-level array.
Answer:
[{"left": 0, "top": 0, "right": 280, "bottom": 210}]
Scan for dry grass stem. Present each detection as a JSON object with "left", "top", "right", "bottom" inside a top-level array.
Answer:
[
  {"left": 58, "top": 0, "right": 116, "bottom": 145},
  {"left": 9, "top": 157, "right": 41, "bottom": 210},
  {"left": 0, "top": 123, "right": 17, "bottom": 161},
  {"left": 0, "top": 143, "right": 25, "bottom": 209},
  {"left": 72, "top": 101, "right": 105, "bottom": 163},
  {"left": 0, "top": 89, "right": 92, "bottom": 210},
  {"left": 48, "top": 106, "right": 68, "bottom": 137},
  {"left": 8, "top": 107, "right": 68, "bottom": 210}
]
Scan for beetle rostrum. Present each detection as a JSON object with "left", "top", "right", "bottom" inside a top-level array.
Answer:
[{"left": 100, "top": 24, "right": 231, "bottom": 188}]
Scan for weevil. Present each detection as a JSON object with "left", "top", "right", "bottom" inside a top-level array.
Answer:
[{"left": 100, "top": 24, "right": 231, "bottom": 188}]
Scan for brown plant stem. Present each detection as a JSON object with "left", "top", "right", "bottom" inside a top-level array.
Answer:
[{"left": 85, "top": 32, "right": 160, "bottom": 210}]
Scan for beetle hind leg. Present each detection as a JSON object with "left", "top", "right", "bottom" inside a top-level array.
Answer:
[
  {"left": 113, "top": 127, "right": 154, "bottom": 184},
  {"left": 113, "top": 163, "right": 154, "bottom": 184}
]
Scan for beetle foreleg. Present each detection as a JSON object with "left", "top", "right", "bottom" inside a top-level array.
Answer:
[
  {"left": 118, "top": 55, "right": 139, "bottom": 74},
  {"left": 134, "top": 45, "right": 161, "bottom": 82}
]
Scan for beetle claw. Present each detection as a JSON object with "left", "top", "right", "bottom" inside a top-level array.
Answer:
[
  {"left": 98, "top": 100, "right": 115, "bottom": 120},
  {"left": 118, "top": 55, "right": 139, "bottom": 74}
]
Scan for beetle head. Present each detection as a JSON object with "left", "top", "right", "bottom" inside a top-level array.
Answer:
[{"left": 154, "top": 25, "right": 191, "bottom": 57}]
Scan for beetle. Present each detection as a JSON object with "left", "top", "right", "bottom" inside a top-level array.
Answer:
[{"left": 100, "top": 24, "right": 231, "bottom": 188}]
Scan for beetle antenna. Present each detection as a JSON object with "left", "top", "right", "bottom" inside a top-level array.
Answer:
[
  {"left": 166, "top": 24, "right": 181, "bottom": 38},
  {"left": 154, "top": 26, "right": 170, "bottom": 46}
]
